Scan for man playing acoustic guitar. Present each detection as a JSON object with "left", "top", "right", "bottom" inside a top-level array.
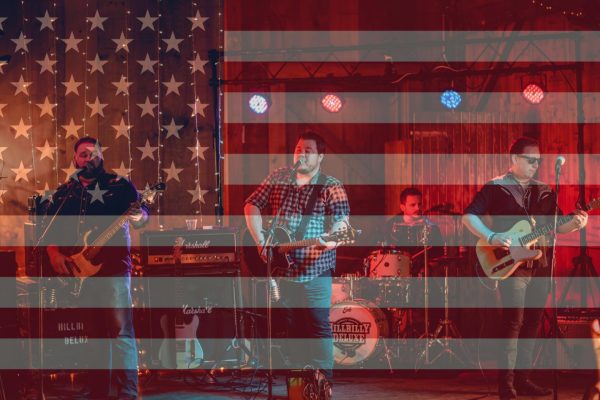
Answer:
[
  {"left": 462, "top": 136, "right": 588, "bottom": 400},
  {"left": 244, "top": 131, "right": 350, "bottom": 390}
]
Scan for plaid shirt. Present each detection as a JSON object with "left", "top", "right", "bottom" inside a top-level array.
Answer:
[{"left": 245, "top": 167, "right": 350, "bottom": 282}]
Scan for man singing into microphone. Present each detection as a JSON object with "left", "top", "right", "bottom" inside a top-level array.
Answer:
[
  {"left": 462, "top": 136, "right": 587, "bottom": 399},
  {"left": 244, "top": 131, "right": 350, "bottom": 386}
]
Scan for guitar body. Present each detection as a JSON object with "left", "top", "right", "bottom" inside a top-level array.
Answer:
[
  {"left": 63, "top": 230, "right": 103, "bottom": 297},
  {"left": 158, "top": 314, "right": 204, "bottom": 369},
  {"left": 477, "top": 220, "right": 543, "bottom": 280},
  {"left": 242, "top": 225, "right": 297, "bottom": 277}
]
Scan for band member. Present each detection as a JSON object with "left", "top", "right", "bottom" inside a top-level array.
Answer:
[
  {"left": 42, "top": 137, "right": 148, "bottom": 399},
  {"left": 244, "top": 131, "right": 350, "bottom": 382},
  {"left": 383, "top": 187, "right": 444, "bottom": 273},
  {"left": 462, "top": 136, "right": 587, "bottom": 399}
]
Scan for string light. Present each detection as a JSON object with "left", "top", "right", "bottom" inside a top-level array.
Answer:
[
  {"left": 124, "top": 6, "right": 133, "bottom": 182},
  {"left": 190, "top": 0, "right": 204, "bottom": 223},
  {"left": 83, "top": 0, "right": 90, "bottom": 138},
  {"left": 155, "top": 0, "right": 163, "bottom": 227},
  {"left": 50, "top": 1, "right": 60, "bottom": 189},
  {"left": 20, "top": 0, "right": 37, "bottom": 189}
]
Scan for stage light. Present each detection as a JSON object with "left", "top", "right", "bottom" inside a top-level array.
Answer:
[
  {"left": 248, "top": 94, "right": 270, "bottom": 114},
  {"left": 522, "top": 83, "right": 544, "bottom": 104},
  {"left": 321, "top": 93, "right": 343, "bottom": 113},
  {"left": 440, "top": 89, "right": 462, "bottom": 109}
]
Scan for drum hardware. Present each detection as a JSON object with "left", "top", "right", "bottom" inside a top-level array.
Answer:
[{"left": 415, "top": 256, "right": 473, "bottom": 370}]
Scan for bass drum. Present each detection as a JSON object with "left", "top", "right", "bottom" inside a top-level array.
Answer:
[{"left": 329, "top": 300, "right": 389, "bottom": 366}]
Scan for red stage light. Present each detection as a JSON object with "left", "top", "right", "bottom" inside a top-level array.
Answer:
[
  {"left": 522, "top": 83, "right": 544, "bottom": 104},
  {"left": 321, "top": 94, "right": 343, "bottom": 113}
]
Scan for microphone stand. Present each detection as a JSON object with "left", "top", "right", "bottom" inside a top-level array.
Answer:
[
  {"left": 550, "top": 161, "right": 562, "bottom": 400},
  {"left": 258, "top": 164, "right": 299, "bottom": 399}
]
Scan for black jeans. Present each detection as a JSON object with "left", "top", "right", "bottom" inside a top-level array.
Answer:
[
  {"left": 80, "top": 274, "right": 138, "bottom": 398},
  {"left": 497, "top": 267, "right": 550, "bottom": 385},
  {"left": 277, "top": 270, "right": 334, "bottom": 379}
]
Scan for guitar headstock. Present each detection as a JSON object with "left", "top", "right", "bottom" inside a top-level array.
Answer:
[
  {"left": 325, "top": 226, "right": 362, "bottom": 246},
  {"left": 140, "top": 182, "right": 166, "bottom": 205}
]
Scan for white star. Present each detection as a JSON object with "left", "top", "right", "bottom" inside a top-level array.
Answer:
[
  {"left": 11, "top": 75, "right": 31, "bottom": 95},
  {"left": 137, "top": 97, "right": 157, "bottom": 118},
  {"left": 36, "top": 53, "right": 57, "bottom": 74},
  {"left": 0, "top": 104, "right": 7, "bottom": 117},
  {"left": 11, "top": 118, "right": 32, "bottom": 139},
  {"left": 0, "top": 147, "right": 6, "bottom": 161},
  {"left": 112, "top": 75, "right": 132, "bottom": 96},
  {"left": 112, "top": 161, "right": 132, "bottom": 180},
  {"left": 87, "top": 10, "right": 107, "bottom": 31},
  {"left": 36, "top": 183, "right": 56, "bottom": 203},
  {"left": 88, "top": 182, "right": 108, "bottom": 204},
  {"left": 0, "top": 18, "right": 6, "bottom": 31},
  {"left": 162, "top": 74, "right": 183, "bottom": 96},
  {"left": 36, "top": 96, "right": 56, "bottom": 118},
  {"left": 162, "top": 161, "right": 184, "bottom": 183},
  {"left": 0, "top": 190, "right": 6, "bottom": 205},
  {"left": 162, "top": 32, "right": 183, "bottom": 53},
  {"left": 36, "top": 139, "right": 57, "bottom": 161},
  {"left": 188, "top": 141, "right": 209, "bottom": 160},
  {"left": 137, "top": 139, "right": 158, "bottom": 160},
  {"left": 11, "top": 161, "right": 32, "bottom": 183},
  {"left": 87, "top": 53, "right": 108, "bottom": 74},
  {"left": 188, "top": 10, "right": 209, "bottom": 31},
  {"left": 188, "top": 98, "right": 209, "bottom": 118},
  {"left": 189, "top": 53, "right": 208, "bottom": 74},
  {"left": 12, "top": 32, "right": 32, "bottom": 52},
  {"left": 188, "top": 183, "right": 209, "bottom": 204},
  {"left": 62, "top": 74, "right": 82, "bottom": 96},
  {"left": 36, "top": 11, "right": 57, "bottom": 31},
  {"left": 62, "top": 164, "right": 81, "bottom": 182},
  {"left": 163, "top": 118, "right": 184, "bottom": 139},
  {"left": 61, "top": 32, "right": 82, "bottom": 53},
  {"left": 112, "top": 32, "right": 132, "bottom": 52},
  {"left": 137, "top": 53, "right": 157, "bottom": 74},
  {"left": 112, "top": 117, "right": 132, "bottom": 139},
  {"left": 137, "top": 10, "right": 157, "bottom": 31},
  {"left": 62, "top": 118, "right": 82, "bottom": 139},
  {"left": 87, "top": 96, "right": 107, "bottom": 117}
]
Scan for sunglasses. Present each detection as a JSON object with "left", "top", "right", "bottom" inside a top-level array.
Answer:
[{"left": 517, "top": 155, "right": 543, "bottom": 165}]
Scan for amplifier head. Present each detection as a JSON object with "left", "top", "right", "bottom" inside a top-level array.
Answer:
[{"left": 140, "top": 227, "right": 239, "bottom": 266}]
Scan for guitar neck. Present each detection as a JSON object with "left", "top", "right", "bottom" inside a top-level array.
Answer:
[
  {"left": 85, "top": 213, "right": 131, "bottom": 260},
  {"left": 277, "top": 238, "right": 321, "bottom": 254},
  {"left": 521, "top": 214, "right": 573, "bottom": 244}
]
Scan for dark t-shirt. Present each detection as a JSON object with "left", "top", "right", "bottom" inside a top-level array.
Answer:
[{"left": 41, "top": 171, "right": 148, "bottom": 276}]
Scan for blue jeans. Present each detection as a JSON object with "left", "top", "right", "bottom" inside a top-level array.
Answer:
[
  {"left": 278, "top": 270, "right": 333, "bottom": 379},
  {"left": 497, "top": 267, "right": 550, "bottom": 385},
  {"left": 80, "top": 275, "right": 138, "bottom": 398}
]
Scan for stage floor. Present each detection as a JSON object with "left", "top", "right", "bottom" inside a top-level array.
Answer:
[{"left": 37, "top": 371, "right": 593, "bottom": 399}]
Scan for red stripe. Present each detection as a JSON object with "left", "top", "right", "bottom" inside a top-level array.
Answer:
[{"left": 224, "top": 0, "right": 596, "bottom": 31}]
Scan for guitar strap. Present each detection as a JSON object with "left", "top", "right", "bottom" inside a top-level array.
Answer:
[{"left": 295, "top": 173, "right": 326, "bottom": 240}]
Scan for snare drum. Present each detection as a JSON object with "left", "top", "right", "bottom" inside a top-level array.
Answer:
[
  {"left": 367, "top": 250, "right": 411, "bottom": 278},
  {"left": 329, "top": 299, "right": 389, "bottom": 366}
]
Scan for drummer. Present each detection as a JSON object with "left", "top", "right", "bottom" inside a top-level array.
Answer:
[{"left": 383, "top": 187, "right": 444, "bottom": 275}]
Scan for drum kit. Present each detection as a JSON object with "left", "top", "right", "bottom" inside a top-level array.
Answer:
[{"left": 329, "top": 210, "right": 473, "bottom": 370}]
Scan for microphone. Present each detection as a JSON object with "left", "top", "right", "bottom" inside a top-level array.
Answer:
[
  {"left": 292, "top": 156, "right": 306, "bottom": 171},
  {"left": 269, "top": 278, "right": 281, "bottom": 303},
  {"left": 555, "top": 156, "right": 566, "bottom": 174}
]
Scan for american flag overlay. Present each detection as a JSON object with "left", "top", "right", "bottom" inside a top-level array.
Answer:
[{"left": 0, "top": 0, "right": 599, "bottom": 398}]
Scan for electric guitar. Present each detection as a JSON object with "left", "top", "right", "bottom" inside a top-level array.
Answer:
[
  {"left": 55, "top": 182, "right": 165, "bottom": 297},
  {"left": 476, "top": 198, "right": 599, "bottom": 280},
  {"left": 244, "top": 224, "right": 361, "bottom": 277},
  {"left": 158, "top": 236, "right": 204, "bottom": 369}
]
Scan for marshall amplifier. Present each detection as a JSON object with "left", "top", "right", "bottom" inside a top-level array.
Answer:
[{"left": 140, "top": 227, "right": 240, "bottom": 267}]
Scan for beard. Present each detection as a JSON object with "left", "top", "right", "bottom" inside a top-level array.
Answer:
[{"left": 79, "top": 159, "right": 104, "bottom": 179}]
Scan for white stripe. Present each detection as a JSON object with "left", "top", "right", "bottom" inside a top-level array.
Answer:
[
  {"left": 224, "top": 92, "right": 596, "bottom": 124},
  {"left": 12, "top": 277, "right": 600, "bottom": 308},
  {"left": 225, "top": 31, "right": 600, "bottom": 62},
  {"left": 2, "top": 338, "right": 598, "bottom": 369}
]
